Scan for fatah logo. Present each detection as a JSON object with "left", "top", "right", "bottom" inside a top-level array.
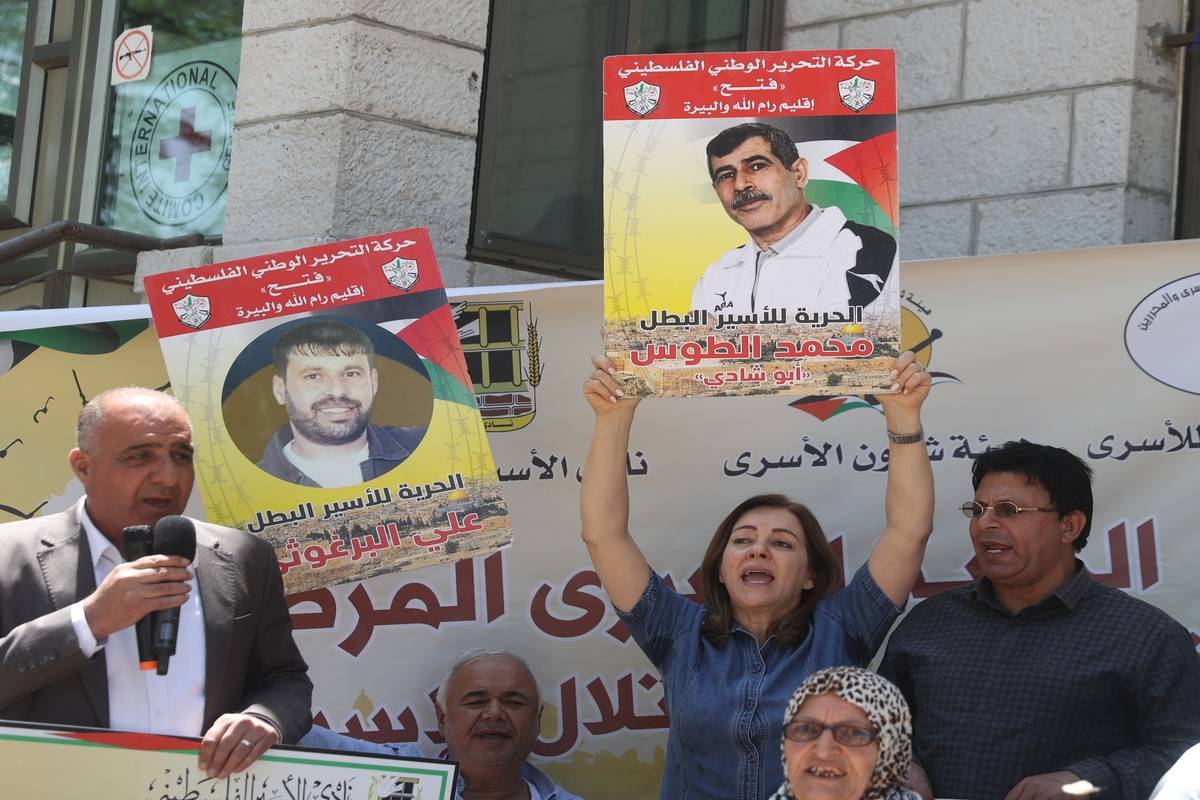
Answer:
[
  {"left": 171, "top": 294, "right": 211, "bottom": 329},
  {"left": 789, "top": 294, "right": 959, "bottom": 421},
  {"left": 382, "top": 257, "right": 420, "bottom": 291},
  {"left": 624, "top": 81, "right": 661, "bottom": 117},
  {"left": 838, "top": 74, "right": 876, "bottom": 112}
]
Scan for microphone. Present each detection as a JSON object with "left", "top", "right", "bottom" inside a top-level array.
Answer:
[
  {"left": 120, "top": 525, "right": 157, "bottom": 671},
  {"left": 151, "top": 515, "right": 196, "bottom": 676}
]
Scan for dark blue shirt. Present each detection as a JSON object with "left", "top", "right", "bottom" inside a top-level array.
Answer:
[
  {"left": 879, "top": 562, "right": 1200, "bottom": 800},
  {"left": 618, "top": 564, "right": 902, "bottom": 800},
  {"left": 257, "top": 422, "right": 425, "bottom": 487}
]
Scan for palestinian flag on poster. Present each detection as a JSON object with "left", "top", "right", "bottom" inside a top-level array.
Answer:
[{"left": 796, "top": 129, "right": 898, "bottom": 236}]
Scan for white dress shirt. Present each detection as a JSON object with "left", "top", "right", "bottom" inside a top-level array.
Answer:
[{"left": 68, "top": 498, "right": 207, "bottom": 736}]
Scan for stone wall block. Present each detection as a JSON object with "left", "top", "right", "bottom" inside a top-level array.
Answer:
[
  {"left": 134, "top": 246, "right": 214, "bottom": 292},
  {"left": 237, "top": 22, "right": 482, "bottom": 136},
  {"left": 242, "top": 0, "right": 488, "bottom": 48},
  {"left": 356, "top": 0, "right": 489, "bottom": 49},
  {"left": 900, "top": 93, "right": 1071, "bottom": 203},
  {"left": 223, "top": 115, "right": 343, "bottom": 244},
  {"left": 1070, "top": 85, "right": 1133, "bottom": 186},
  {"left": 242, "top": 0, "right": 351, "bottom": 34},
  {"left": 236, "top": 24, "right": 349, "bottom": 123},
  {"left": 1134, "top": 0, "right": 1183, "bottom": 90},
  {"left": 1128, "top": 88, "right": 1178, "bottom": 193},
  {"left": 898, "top": 202, "right": 973, "bottom": 259},
  {"left": 332, "top": 115, "right": 477, "bottom": 258},
  {"left": 470, "top": 263, "right": 572, "bottom": 287},
  {"left": 345, "top": 23, "right": 484, "bottom": 136},
  {"left": 435, "top": 255, "right": 475, "bottom": 288},
  {"left": 963, "top": 0, "right": 1133, "bottom": 99},
  {"left": 211, "top": 236, "right": 333, "bottom": 264},
  {"left": 975, "top": 188, "right": 1124, "bottom": 254},
  {"left": 785, "top": 0, "right": 916, "bottom": 28},
  {"left": 782, "top": 22, "right": 841, "bottom": 51},
  {"left": 1124, "top": 188, "right": 1172, "bottom": 243},
  {"left": 843, "top": 3, "right": 962, "bottom": 108}
]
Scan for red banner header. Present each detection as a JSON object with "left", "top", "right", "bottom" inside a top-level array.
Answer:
[{"left": 603, "top": 49, "right": 895, "bottom": 121}]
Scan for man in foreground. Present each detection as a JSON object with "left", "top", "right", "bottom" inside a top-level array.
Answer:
[
  {"left": 0, "top": 387, "right": 312, "bottom": 778},
  {"left": 259, "top": 318, "right": 425, "bottom": 487},
  {"left": 301, "top": 648, "right": 584, "bottom": 799},
  {"left": 881, "top": 441, "right": 1200, "bottom": 800},
  {"left": 692, "top": 122, "right": 898, "bottom": 319}
]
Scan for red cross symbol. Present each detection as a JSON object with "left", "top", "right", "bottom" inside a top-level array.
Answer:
[{"left": 158, "top": 107, "right": 212, "bottom": 183}]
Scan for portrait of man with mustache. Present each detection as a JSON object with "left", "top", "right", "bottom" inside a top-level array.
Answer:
[{"left": 692, "top": 122, "right": 898, "bottom": 321}]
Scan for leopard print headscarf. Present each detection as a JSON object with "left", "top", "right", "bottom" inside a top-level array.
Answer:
[{"left": 768, "top": 667, "right": 920, "bottom": 800}]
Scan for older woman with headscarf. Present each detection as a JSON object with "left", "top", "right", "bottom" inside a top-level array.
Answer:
[{"left": 771, "top": 667, "right": 921, "bottom": 800}]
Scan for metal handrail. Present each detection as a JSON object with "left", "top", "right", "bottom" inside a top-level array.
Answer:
[{"left": 0, "top": 220, "right": 205, "bottom": 265}]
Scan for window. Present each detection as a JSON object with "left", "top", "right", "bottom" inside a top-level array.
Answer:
[
  {"left": 0, "top": 0, "right": 26, "bottom": 209},
  {"left": 470, "top": 0, "right": 781, "bottom": 278},
  {"left": 95, "top": 0, "right": 243, "bottom": 240},
  {"left": 0, "top": 0, "right": 243, "bottom": 308}
]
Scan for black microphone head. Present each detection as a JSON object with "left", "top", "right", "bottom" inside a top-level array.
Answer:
[
  {"left": 152, "top": 515, "right": 197, "bottom": 560},
  {"left": 121, "top": 525, "right": 153, "bottom": 560}
]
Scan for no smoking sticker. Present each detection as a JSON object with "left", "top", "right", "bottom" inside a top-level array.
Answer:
[{"left": 111, "top": 25, "right": 153, "bottom": 85}]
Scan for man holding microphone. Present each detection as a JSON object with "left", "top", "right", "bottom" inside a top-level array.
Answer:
[{"left": 0, "top": 387, "right": 311, "bottom": 778}]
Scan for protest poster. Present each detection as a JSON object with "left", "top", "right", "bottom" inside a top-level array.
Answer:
[
  {"left": 143, "top": 229, "right": 512, "bottom": 593},
  {"left": 0, "top": 722, "right": 457, "bottom": 799},
  {"left": 602, "top": 50, "right": 901, "bottom": 398}
]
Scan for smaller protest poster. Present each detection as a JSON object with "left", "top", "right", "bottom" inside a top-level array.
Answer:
[
  {"left": 602, "top": 50, "right": 901, "bottom": 398},
  {"left": 144, "top": 229, "right": 512, "bottom": 593},
  {"left": 0, "top": 722, "right": 458, "bottom": 799}
]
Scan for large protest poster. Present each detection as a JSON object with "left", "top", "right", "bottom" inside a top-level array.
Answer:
[
  {"left": 602, "top": 50, "right": 900, "bottom": 398},
  {"left": 142, "top": 230, "right": 512, "bottom": 593},
  {"left": 3, "top": 241, "right": 1200, "bottom": 800}
]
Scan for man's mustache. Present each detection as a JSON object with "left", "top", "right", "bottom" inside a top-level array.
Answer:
[
  {"left": 311, "top": 396, "right": 362, "bottom": 412},
  {"left": 731, "top": 188, "right": 771, "bottom": 210}
]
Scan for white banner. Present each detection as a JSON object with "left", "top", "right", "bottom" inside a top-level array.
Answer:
[{"left": 1, "top": 241, "right": 1198, "bottom": 799}]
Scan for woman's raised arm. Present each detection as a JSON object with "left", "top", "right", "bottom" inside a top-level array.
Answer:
[
  {"left": 867, "top": 351, "right": 935, "bottom": 607},
  {"left": 580, "top": 356, "right": 652, "bottom": 613}
]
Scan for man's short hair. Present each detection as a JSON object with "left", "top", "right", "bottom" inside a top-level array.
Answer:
[
  {"left": 273, "top": 319, "right": 374, "bottom": 376},
  {"left": 706, "top": 122, "right": 800, "bottom": 181},
  {"left": 434, "top": 647, "right": 542, "bottom": 710},
  {"left": 76, "top": 387, "right": 186, "bottom": 452},
  {"left": 972, "top": 441, "right": 1094, "bottom": 551}
]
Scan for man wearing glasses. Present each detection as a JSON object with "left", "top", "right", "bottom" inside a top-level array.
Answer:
[{"left": 879, "top": 441, "right": 1200, "bottom": 800}]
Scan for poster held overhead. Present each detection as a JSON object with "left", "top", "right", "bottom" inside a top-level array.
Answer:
[{"left": 602, "top": 50, "right": 901, "bottom": 398}]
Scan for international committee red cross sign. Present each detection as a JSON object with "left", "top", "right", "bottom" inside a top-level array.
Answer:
[{"left": 113, "top": 27, "right": 152, "bottom": 82}]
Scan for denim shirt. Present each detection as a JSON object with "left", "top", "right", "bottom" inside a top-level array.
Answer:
[
  {"left": 298, "top": 726, "right": 585, "bottom": 799},
  {"left": 618, "top": 563, "right": 901, "bottom": 800}
]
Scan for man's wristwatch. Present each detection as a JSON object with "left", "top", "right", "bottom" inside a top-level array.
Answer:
[{"left": 887, "top": 427, "right": 924, "bottom": 445}]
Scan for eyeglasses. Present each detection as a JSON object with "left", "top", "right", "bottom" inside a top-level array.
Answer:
[
  {"left": 959, "top": 501, "right": 1057, "bottom": 519},
  {"left": 784, "top": 720, "right": 878, "bottom": 747}
]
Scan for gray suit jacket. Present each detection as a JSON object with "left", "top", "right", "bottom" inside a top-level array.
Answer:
[{"left": 0, "top": 506, "right": 313, "bottom": 742}]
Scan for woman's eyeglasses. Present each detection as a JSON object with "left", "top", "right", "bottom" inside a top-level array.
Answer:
[
  {"left": 784, "top": 720, "right": 878, "bottom": 747},
  {"left": 959, "top": 501, "right": 1057, "bottom": 519}
]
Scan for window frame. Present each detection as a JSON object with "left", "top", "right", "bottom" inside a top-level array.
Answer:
[
  {"left": 1177, "top": 0, "right": 1199, "bottom": 239},
  {"left": 468, "top": 0, "right": 783, "bottom": 279}
]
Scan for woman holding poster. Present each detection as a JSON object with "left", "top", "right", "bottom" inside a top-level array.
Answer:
[{"left": 580, "top": 352, "right": 932, "bottom": 800}]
